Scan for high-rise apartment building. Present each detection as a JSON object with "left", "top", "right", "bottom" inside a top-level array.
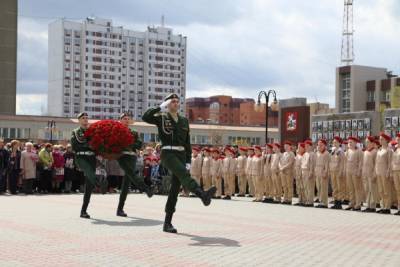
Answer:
[
  {"left": 0, "top": 0, "right": 17, "bottom": 115},
  {"left": 48, "top": 17, "right": 186, "bottom": 119}
]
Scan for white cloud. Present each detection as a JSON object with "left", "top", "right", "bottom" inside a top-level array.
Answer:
[{"left": 16, "top": 94, "right": 47, "bottom": 115}]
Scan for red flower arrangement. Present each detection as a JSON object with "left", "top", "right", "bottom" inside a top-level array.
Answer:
[{"left": 84, "top": 120, "right": 134, "bottom": 159}]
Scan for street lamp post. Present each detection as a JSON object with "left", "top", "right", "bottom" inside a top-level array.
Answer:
[
  {"left": 47, "top": 120, "right": 56, "bottom": 143},
  {"left": 254, "top": 90, "right": 279, "bottom": 144}
]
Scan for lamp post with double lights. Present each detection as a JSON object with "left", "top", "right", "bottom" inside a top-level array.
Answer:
[
  {"left": 46, "top": 120, "right": 57, "bottom": 143},
  {"left": 254, "top": 90, "right": 279, "bottom": 144}
]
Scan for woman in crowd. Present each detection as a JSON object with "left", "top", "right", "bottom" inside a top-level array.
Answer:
[
  {"left": 20, "top": 142, "right": 39, "bottom": 194},
  {"left": 8, "top": 140, "right": 21, "bottom": 194},
  {"left": 63, "top": 144, "right": 75, "bottom": 193},
  {"left": 39, "top": 143, "right": 53, "bottom": 193},
  {"left": 52, "top": 145, "right": 65, "bottom": 193}
]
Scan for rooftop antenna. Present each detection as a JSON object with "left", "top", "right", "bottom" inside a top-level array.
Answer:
[
  {"left": 161, "top": 15, "right": 165, "bottom": 27},
  {"left": 341, "top": 0, "right": 354, "bottom": 65}
]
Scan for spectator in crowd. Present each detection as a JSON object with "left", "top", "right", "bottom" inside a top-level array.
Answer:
[
  {"left": 52, "top": 145, "right": 65, "bottom": 193},
  {"left": 39, "top": 143, "right": 53, "bottom": 194},
  {"left": 20, "top": 142, "right": 39, "bottom": 194},
  {"left": 95, "top": 157, "right": 108, "bottom": 194},
  {"left": 63, "top": 144, "right": 75, "bottom": 193},
  {"left": 0, "top": 138, "right": 9, "bottom": 193},
  {"left": 130, "top": 151, "right": 145, "bottom": 192},
  {"left": 145, "top": 146, "right": 155, "bottom": 157},
  {"left": 143, "top": 157, "right": 152, "bottom": 187},
  {"left": 106, "top": 159, "right": 125, "bottom": 193},
  {"left": 8, "top": 140, "right": 22, "bottom": 194}
]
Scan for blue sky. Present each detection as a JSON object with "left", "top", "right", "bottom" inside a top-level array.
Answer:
[{"left": 16, "top": 0, "right": 400, "bottom": 115}]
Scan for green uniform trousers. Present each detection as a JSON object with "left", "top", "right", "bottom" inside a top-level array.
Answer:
[
  {"left": 161, "top": 150, "right": 200, "bottom": 214},
  {"left": 75, "top": 155, "right": 96, "bottom": 212},
  {"left": 117, "top": 155, "right": 147, "bottom": 210}
]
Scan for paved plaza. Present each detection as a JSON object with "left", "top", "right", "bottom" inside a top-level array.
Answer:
[{"left": 1, "top": 193, "right": 400, "bottom": 266}]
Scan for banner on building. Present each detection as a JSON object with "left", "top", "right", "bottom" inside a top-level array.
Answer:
[{"left": 285, "top": 111, "right": 298, "bottom": 131}]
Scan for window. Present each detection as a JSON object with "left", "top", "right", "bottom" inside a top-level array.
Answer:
[
  {"left": 367, "top": 90, "right": 375, "bottom": 102},
  {"left": 381, "top": 90, "right": 390, "bottom": 102}
]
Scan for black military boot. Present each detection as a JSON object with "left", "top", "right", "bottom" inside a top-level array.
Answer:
[
  {"left": 117, "top": 200, "right": 128, "bottom": 217},
  {"left": 117, "top": 209, "right": 127, "bottom": 217},
  {"left": 194, "top": 186, "right": 217, "bottom": 206},
  {"left": 144, "top": 185, "right": 154, "bottom": 198},
  {"left": 80, "top": 210, "right": 90, "bottom": 219},
  {"left": 163, "top": 213, "right": 177, "bottom": 233}
]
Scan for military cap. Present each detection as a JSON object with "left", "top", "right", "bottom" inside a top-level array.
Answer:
[
  {"left": 119, "top": 111, "right": 132, "bottom": 119},
  {"left": 348, "top": 136, "right": 360, "bottom": 143},
  {"left": 164, "top": 93, "right": 179, "bottom": 101},
  {"left": 77, "top": 112, "right": 88, "bottom": 119},
  {"left": 366, "top": 135, "right": 375, "bottom": 143},
  {"left": 283, "top": 140, "right": 292, "bottom": 146},
  {"left": 333, "top": 136, "right": 342, "bottom": 144}
]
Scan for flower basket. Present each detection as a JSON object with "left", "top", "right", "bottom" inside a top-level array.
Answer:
[{"left": 84, "top": 120, "right": 134, "bottom": 157}]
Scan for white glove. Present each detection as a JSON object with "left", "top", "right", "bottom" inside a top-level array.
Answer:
[
  {"left": 160, "top": 99, "right": 172, "bottom": 112},
  {"left": 186, "top": 163, "right": 191, "bottom": 171}
]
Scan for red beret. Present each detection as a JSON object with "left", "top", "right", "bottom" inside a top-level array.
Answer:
[
  {"left": 283, "top": 140, "right": 292, "bottom": 146},
  {"left": 304, "top": 140, "right": 313, "bottom": 146},
  {"left": 247, "top": 147, "right": 254, "bottom": 151},
  {"left": 333, "top": 136, "right": 342, "bottom": 144},
  {"left": 192, "top": 146, "right": 201, "bottom": 152},
  {"left": 224, "top": 147, "right": 234, "bottom": 154},
  {"left": 397, "top": 133, "right": 400, "bottom": 138},
  {"left": 380, "top": 132, "right": 391, "bottom": 142},
  {"left": 266, "top": 143, "right": 273, "bottom": 149},
  {"left": 318, "top": 139, "right": 327, "bottom": 146},
  {"left": 273, "top": 143, "right": 281, "bottom": 148},
  {"left": 238, "top": 147, "right": 247, "bottom": 152},
  {"left": 366, "top": 136, "right": 375, "bottom": 142},
  {"left": 253, "top": 145, "right": 261, "bottom": 151},
  {"left": 298, "top": 142, "right": 305, "bottom": 148},
  {"left": 343, "top": 140, "right": 348, "bottom": 145},
  {"left": 390, "top": 140, "right": 398, "bottom": 146},
  {"left": 203, "top": 147, "right": 211, "bottom": 152},
  {"left": 348, "top": 136, "right": 360, "bottom": 143}
]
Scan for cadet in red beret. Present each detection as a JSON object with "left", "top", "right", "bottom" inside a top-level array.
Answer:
[
  {"left": 237, "top": 146, "right": 248, "bottom": 197},
  {"left": 315, "top": 139, "right": 329, "bottom": 208},
  {"left": 345, "top": 136, "right": 363, "bottom": 211},
  {"left": 376, "top": 132, "right": 392, "bottom": 214},
  {"left": 279, "top": 140, "right": 295, "bottom": 204},
  {"left": 246, "top": 146, "right": 255, "bottom": 197},
  {"left": 393, "top": 134, "right": 400, "bottom": 215}
]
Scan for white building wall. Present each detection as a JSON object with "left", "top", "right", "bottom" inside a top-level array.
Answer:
[
  {"left": 48, "top": 20, "right": 64, "bottom": 116},
  {"left": 48, "top": 17, "right": 187, "bottom": 120}
]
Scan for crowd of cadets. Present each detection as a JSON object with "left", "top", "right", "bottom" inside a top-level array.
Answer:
[
  {"left": 190, "top": 132, "right": 400, "bottom": 215},
  {"left": 4, "top": 132, "right": 400, "bottom": 216},
  {"left": 0, "top": 139, "right": 166, "bottom": 195}
]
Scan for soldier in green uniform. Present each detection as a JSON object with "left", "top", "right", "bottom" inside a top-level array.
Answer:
[
  {"left": 116, "top": 112, "right": 154, "bottom": 217},
  {"left": 70, "top": 112, "right": 96, "bottom": 219},
  {"left": 142, "top": 93, "right": 216, "bottom": 233}
]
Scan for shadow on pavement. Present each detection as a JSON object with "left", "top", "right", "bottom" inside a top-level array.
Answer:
[
  {"left": 91, "top": 217, "right": 163, "bottom": 227},
  {"left": 177, "top": 233, "right": 241, "bottom": 247}
]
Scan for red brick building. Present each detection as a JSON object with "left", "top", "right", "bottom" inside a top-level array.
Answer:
[{"left": 186, "top": 95, "right": 278, "bottom": 127}]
